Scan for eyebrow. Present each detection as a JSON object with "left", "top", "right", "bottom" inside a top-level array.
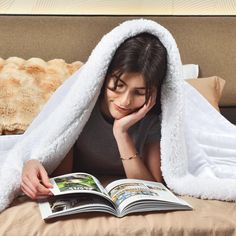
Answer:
[{"left": 117, "top": 78, "right": 146, "bottom": 90}]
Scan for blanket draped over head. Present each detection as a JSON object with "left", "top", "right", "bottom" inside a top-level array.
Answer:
[{"left": 0, "top": 19, "right": 236, "bottom": 212}]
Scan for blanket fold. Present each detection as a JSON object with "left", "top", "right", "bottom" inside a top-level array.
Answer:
[{"left": 0, "top": 18, "right": 236, "bottom": 212}]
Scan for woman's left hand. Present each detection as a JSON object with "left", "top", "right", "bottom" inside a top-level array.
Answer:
[{"left": 113, "top": 91, "right": 157, "bottom": 136}]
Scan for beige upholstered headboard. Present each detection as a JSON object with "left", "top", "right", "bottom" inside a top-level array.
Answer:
[{"left": 0, "top": 15, "right": 235, "bottom": 109}]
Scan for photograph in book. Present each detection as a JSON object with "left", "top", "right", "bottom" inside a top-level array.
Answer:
[
  {"left": 38, "top": 172, "right": 193, "bottom": 220},
  {"left": 53, "top": 173, "right": 101, "bottom": 192},
  {"left": 48, "top": 194, "right": 113, "bottom": 214},
  {"left": 109, "top": 182, "right": 166, "bottom": 206}
]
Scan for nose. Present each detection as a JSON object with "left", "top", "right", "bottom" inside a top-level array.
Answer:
[{"left": 119, "top": 91, "right": 131, "bottom": 107}]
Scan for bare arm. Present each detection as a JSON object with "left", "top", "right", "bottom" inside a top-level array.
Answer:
[
  {"left": 50, "top": 147, "right": 74, "bottom": 177},
  {"left": 143, "top": 141, "right": 163, "bottom": 182},
  {"left": 114, "top": 132, "right": 162, "bottom": 182},
  {"left": 112, "top": 91, "right": 162, "bottom": 182}
]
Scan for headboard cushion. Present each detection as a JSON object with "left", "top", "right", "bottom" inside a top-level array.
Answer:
[{"left": 0, "top": 15, "right": 235, "bottom": 107}]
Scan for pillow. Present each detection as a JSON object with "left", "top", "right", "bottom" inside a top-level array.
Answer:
[
  {"left": 0, "top": 59, "right": 224, "bottom": 135},
  {"left": 183, "top": 64, "right": 199, "bottom": 79},
  {"left": 186, "top": 76, "right": 226, "bottom": 111},
  {"left": 0, "top": 57, "right": 83, "bottom": 135}
]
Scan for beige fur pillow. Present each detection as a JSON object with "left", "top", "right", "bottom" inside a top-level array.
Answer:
[
  {"left": 186, "top": 76, "right": 226, "bottom": 111},
  {"left": 0, "top": 57, "right": 83, "bottom": 135}
]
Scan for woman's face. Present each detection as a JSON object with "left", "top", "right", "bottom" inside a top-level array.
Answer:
[{"left": 101, "top": 72, "right": 156, "bottom": 120}]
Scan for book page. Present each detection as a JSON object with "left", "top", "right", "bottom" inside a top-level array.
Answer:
[
  {"left": 38, "top": 193, "right": 117, "bottom": 219},
  {"left": 49, "top": 172, "right": 110, "bottom": 199},
  {"left": 105, "top": 179, "right": 192, "bottom": 213}
]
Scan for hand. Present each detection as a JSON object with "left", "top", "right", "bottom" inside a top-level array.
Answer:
[
  {"left": 113, "top": 91, "right": 157, "bottom": 136},
  {"left": 21, "top": 159, "right": 53, "bottom": 200}
]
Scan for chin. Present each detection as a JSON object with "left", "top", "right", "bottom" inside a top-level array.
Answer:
[
  {"left": 110, "top": 106, "right": 133, "bottom": 120},
  {"left": 107, "top": 101, "right": 135, "bottom": 119},
  {"left": 110, "top": 110, "right": 126, "bottom": 120}
]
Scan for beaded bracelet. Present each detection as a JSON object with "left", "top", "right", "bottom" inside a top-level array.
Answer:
[{"left": 120, "top": 152, "right": 139, "bottom": 161}]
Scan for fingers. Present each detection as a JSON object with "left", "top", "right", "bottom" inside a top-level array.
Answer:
[
  {"left": 21, "top": 183, "right": 51, "bottom": 200},
  {"left": 150, "top": 90, "right": 157, "bottom": 104},
  {"left": 142, "top": 97, "right": 155, "bottom": 112},
  {"left": 21, "top": 175, "right": 52, "bottom": 199},
  {"left": 21, "top": 160, "right": 54, "bottom": 200},
  {"left": 39, "top": 166, "right": 53, "bottom": 188},
  {"left": 146, "top": 91, "right": 157, "bottom": 109},
  {"left": 21, "top": 182, "right": 37, "bottom": 199},
  {"left": 22, "top": 175, "right": 37, "bottom": 195}
]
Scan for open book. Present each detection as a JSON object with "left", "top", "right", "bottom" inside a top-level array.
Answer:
[{"left": 38, "top": 172, "right": 192, "bottom": 219}]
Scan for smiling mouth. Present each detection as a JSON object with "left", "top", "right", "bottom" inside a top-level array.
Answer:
[{"left": 113, "top": 103, "right": 130, "bottom": 113}]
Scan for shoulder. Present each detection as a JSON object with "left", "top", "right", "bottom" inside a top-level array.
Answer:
[
  {"left": 141, "top": 111, "right": 161, "bottom": 128},
  {"left": 129, "top": 112, "right": 161, "bottom": 134},
  {"left": 141, "top": 112, "right": 162, "bottom": 143}
]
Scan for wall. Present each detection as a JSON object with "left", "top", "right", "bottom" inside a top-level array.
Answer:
[{"left": 1, "top": 0, "right": 236, "bottom": 15}]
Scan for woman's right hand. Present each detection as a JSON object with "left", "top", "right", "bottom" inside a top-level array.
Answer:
[{"left": 21, "top": 159, "right": 53, "bottom": 200}]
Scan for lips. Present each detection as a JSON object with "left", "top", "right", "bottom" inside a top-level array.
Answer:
[{"left": 113, "top": 103, "right": 130, "bottom": 113}]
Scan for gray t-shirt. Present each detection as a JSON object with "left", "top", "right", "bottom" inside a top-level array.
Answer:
[{"left": 73, "top": 98, "right": 161, "bottom": 176}]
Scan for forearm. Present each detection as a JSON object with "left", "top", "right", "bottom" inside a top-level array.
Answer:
[{"left": 114, "top": 132, "right": 155, "bottom": 181}]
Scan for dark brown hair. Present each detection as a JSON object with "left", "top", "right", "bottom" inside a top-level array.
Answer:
[{"left": 100, "top": 32, "right": 167, "bottom": 115}]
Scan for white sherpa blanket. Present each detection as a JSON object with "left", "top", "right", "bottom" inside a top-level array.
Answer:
[{"left": 1, "top": 19, "right": 236, "bottom": 212}]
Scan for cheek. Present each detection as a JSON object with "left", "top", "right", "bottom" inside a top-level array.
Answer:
[
  {"left": 105, "top": 90, "right": 118, "bottom": 104},
  {"left": 133, "top": 97, "right": 146, "bottom": 108}
]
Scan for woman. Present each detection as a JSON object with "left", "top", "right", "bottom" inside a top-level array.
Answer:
[{"left": 21, "top": 32, "right": 167, "bottom": 200}]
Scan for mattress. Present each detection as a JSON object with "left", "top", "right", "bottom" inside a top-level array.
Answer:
[{"left": 0, "top": 176, "right": 235, "bottom": 236}]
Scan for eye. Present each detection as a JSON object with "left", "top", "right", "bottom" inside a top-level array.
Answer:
[
  {"left": 135, "top": 90, "right": 146, "bottom": 96},
  {"left": 116, "top": 84, "right": 124, "bottom": 88}
]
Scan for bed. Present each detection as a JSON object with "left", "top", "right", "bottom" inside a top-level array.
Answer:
[{"left": 0, "top": 15, "right": 236, "bottom": 235}]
